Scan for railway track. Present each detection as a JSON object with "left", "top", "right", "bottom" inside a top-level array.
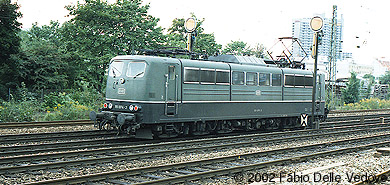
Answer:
[
  {"left": 20, "top": 126, "right": 390, "bottom": 184},
  {"left": 1, "top": 109, "right": 389, "bottom": 184},
  {"left": 2, "top": 119, "right": 390, "bottom": 184},
  {"left": 0, "top": 108, "right": 387, "bottom": 129},
  {"left": 329, "top": 109, "right": 390, "bottom": 114},
  {"left": 0, "top": 130, "right": 122, "bottom": 145},
  {"left": 0, "top": 119, "right": 92, "bottom": 128},
  {"left": 321, "top": 117, "right": 390, "bottom": 128},
  {"left": 1, "top": 113, "right": 389, "bottom": 157},
  {"left": 326, "top": 113, "right": 390, "bottom": 121},
  {"left": 1, "top": 112, "right": 386, "bottom": 147},
  {"left": 1, "top": 123, "right": 388, "bottom": 167}
]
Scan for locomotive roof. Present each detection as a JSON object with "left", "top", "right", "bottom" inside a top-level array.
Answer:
[
  {"left": 110, "top": 55, "right": 314, "bottom": 74},
  {"left": 208, "top": 55, "right": 267, "bottom": 66}
]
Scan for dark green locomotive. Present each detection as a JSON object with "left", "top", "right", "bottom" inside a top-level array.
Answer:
[{"left": 90, "top": 54, "right": 326, "bottom": 139}]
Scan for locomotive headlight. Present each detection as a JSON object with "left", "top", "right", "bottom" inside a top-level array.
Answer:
[
  {"left": 129, "top": 105, "right": 134, "bottom": 111},
  {"left": 108, "top": 103, "right": 113, "bottom": 109},
  {"left": 129, "top": 104, "right": 140, "bottom": 112},
  {"left": 103, "top": 103, "right": 108, "bottom": 109}
]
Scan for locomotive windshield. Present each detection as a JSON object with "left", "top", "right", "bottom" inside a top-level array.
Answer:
[
  {"left": 126, "top": 62, "right": 146, "bottom": 78},
  {"left": 109, "top": 61, "right": 124, "bottom": 77}
]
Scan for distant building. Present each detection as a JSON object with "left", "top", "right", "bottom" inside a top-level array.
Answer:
[
  {"left": 304, "top": 57, "right": 373, "bottom": 81},
  {"left": 292, "top": 15, "right": 344, "bottom": 60},
  {"left": 340, "top": 52, "right": 352, "bottom": 60},
  {"left": 335, "top": 59, "right": 373, "bottom": 79},
  {"left": 373, "top": 57, "right": 390, "bottom": 78}
]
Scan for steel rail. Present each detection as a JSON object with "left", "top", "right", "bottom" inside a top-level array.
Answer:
[
  {"left": 137, "top": 138, "right": 390, "bottom": 185},
  {"left": 0, "top": 137, "right": 134, "bottom": 157},
  {"left": 353, "top": 169, "right": 390, "bottom": 185},
  {"left": 320, "top": 117, "right": 390, "bottom": 128},
  {"left": 326, "top": 113, "right": 390, "bottom": 121},
  {"left": 24, "top": 132, "right": 390, "bottom": 185},
  {"left": 2, "top": 114, "right": 389, "bottom": 159},
  {"left": 329, "top": 109, "right": 390, "bottom": 114},
  {"left": 2, "top": 123, "right": 390, "bottom": 175},
  {"left": 0, "top": 130, "right": 118, "bottom": 145},
  {"left": 0, "top": 120, "right": 92, "bottom": 128},
  {"left": 0, "top": 109, "right": 387, "bottom": 128},
  {"left": 1, "top": 118, "right": 387, "bottom": 159}
]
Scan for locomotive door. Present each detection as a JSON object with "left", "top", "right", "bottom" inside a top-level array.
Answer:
[{"left": 165, "top": 65, "right": 178, "bottom": 116}]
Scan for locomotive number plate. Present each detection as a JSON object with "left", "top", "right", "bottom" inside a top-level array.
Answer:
[
  {"left": 115, "top": 104, "right": 128, "bottom": 109},
  {"left": 118, "top": 88, "right": 126, "bottom": 94}
]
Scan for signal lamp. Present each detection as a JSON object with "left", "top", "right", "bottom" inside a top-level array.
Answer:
[
  {"left": 185, "top": 17, "right": 197, "bottom": 33},
  {"left": 134, "top": 105, "right": 139, "bottom": 112},
  {"left": 103, "top": 103, "right": 108, "bottom": 109},
  {"left": 108, "top": 103, "right": 113, "bottom": 109},
  {"left": 310, "top": 16, "right": 323, "bottom": 32}
]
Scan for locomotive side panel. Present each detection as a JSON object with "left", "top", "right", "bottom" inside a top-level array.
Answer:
[
  {"left": 181, "top": 59, "right": 231, "bottom": 102},
  {"left": 230, "top": 64, "right": 283, "bottom": 101},
  {"left": 160, "top": 101, "right": 313, "bottom": 123}
]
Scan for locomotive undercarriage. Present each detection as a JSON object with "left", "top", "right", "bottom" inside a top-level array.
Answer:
[
  {"left": 90, "top": 110, "right": 144, "bottom": 136},
  {"left": 146, "top": 116, "right": 315, "bottom": 139},
  {"left": 91, "top": 111, "right": 321, "bottom": 139}
]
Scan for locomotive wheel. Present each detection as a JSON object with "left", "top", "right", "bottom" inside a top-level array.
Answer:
[
  {"left": 173, "top": 123, "right": 185, "bottom": 135},
  {"left": 245, "top": 119, "right": 256, "bottom": 131},
  {"left": 265, "top": 119, "right": 281, "bottom": 130},
  {"left": 191, "top": 122, "right": 209, "bottom": 136},
  {"left": 216, "top": 120, "right": 233, "bottom": 134},
  {"left": 206, "top": 121, "right": 218, "bottom": 133}
]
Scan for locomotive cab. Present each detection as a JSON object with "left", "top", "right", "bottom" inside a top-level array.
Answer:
[{"left": 90, "top": 55, "right": 181, "bottom": 138}]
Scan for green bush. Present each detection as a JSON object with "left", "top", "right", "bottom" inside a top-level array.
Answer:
[
  {"left": 340, "top": 98, "right": 390, "bottom": 110},
  {"left": 67, "top": 89, "right": 103, "bottom": 110},
  {"left": 0, "top": 88, "right": 104, "bottom": 122},
  {"left": 42, "top": 90, "right": 103, "bottom": 121},
  {"left": 0, "top": 100, "right": 43, "bottom": 122},
  {"left": 42, "top": 92, "right": 71, "bottom": 111},
  {"left": 42, "top": 101, "right": 92, "bottom": 121}
]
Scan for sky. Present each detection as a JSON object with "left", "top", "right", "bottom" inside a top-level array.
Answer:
[{"left": 10, "top": 0, "right": 390, "bottom": 63}]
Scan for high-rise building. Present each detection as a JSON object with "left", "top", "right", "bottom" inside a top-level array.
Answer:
[{"left": 291, "top": 15, "right": 344, "bottom": 61}]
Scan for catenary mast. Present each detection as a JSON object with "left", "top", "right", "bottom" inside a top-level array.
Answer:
[{"left": 327, "top": 5, "right": 338, "bottom": 109}]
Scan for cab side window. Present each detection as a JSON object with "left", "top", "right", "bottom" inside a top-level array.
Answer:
[
  {"left": 259, "top": 73, "right": 270, "bottom": 86},
  {"left": 216, "top": 70, "right": 230, "bottom": 84},
  {"left": 232, "top": 71, "right": 245, "bottom": 85},
  {"left": 200, "top": 69, "right": 216, "bottom": 84},
  {"left": 246, "top": 72, "right": 258, "bottom": 86},
  {"left": 272, "top": 74, "right": 281, "bottom": 86},
  {"left": 184, "top": 68, "right": 199, "bottom": 83}
]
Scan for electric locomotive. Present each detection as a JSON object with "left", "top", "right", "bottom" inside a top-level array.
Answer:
[{"left": 90, "top": 53, "right": 327, "bottom": 139}]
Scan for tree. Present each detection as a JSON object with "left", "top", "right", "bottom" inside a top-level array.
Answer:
[
  {"left": 222, "top": 41, "right": 251, "bottom": 55},
  {"left": 165, "top": 15, "right": 222, "bottom": 56},
  {"left": 251, "top": 43, "right": 268, "bottom": 58},
  {"left": 361, "top": 73, "right": 375, "bottom": 99},
  {"left": 221, "top": 41, "right": 267, "bottom": 58},
  {"left": 342, "top": 72, "right": 360, "bottom": 104},
  {"left": 0, "top": 0, "right": 22, "bottom": 98},
  {"left": 62, "top": 0, "right": 165, "bottom": 92},
  {"left": 14, "top": 22, "right": 69, "bottom": 90},
  {"left": 379, "top": 71, "right": 390, "bottom": 84}
]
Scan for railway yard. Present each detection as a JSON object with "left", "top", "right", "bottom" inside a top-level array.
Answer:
[{"left": 1, "top": 110, "right": 390, "bottom": 184}]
